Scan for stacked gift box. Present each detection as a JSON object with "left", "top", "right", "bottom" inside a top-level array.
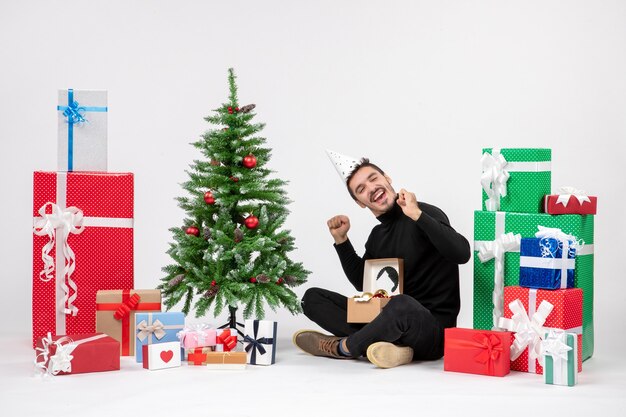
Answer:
[
  {"left": 32, "top": 89, "right": 140, "bottom": 375},
  {"left": 446, "top": 148, "right": 596, "bottom": 386},
  {"left": 475, "top": 148, "right": 596, "bottom": 381}
]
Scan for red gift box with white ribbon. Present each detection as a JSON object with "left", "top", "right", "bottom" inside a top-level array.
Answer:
[
  {"left": 499, "top": 286, "right": 583, "bottom": 374},
  {"left": 35, "top": 332, "right": 120, "bottom": 376},
  {"left": 32, "top": 171, "right": 134, "bottom": 347},
  {"left": 543, "top": 187, "right": 597, "bottom": 215}
]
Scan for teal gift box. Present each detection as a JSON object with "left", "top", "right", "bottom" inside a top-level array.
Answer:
[
  {"left": 543, "top": 331, "right": 578, "bottom": 387},
  {"left": 473, "top": 210, "right": 594, "bottom": 361},
  {"left": 481, "top": 148, "right": 551, "bottom": 213},
  {"left": 135, "top": 312, "right": 185, "bottom": 362}
]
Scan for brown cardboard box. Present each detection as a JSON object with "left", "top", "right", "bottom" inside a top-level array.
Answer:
[
  {"left": 204, "top": 351, "right": 247, "bottom": 369},
  {"left": 347, "top": 297, "right": 391, "bottom": 323},
  {"left": 96, "top": 289, "right": 161, "bottom": 356},
  {"left": 347, "top": 258, "right": 403, "bottom": 323}
]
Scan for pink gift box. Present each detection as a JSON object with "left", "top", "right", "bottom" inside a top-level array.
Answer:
[{"left": 177, "top": 325, "right": 217, "bottom": 349}]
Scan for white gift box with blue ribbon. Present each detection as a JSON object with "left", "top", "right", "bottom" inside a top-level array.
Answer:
[
  {"left": 519, "top": 226, "right": 579, "bottom": 290},
  {"left": 57, "top": 89, "right": 108, "bottom": 172},
  {"left": 243, "top": 319, "right": 277, "bottom": 365}
]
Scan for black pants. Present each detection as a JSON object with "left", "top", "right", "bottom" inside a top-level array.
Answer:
[{"left": 301, "top": 287, "right": 445, "bottom": 360}]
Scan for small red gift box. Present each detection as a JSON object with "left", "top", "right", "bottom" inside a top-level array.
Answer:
[
  {"left": 35, "top": 333, "right": 120, "bottom": 376},
  {"left": 32, "top": 171, "right": 134, "bottom": 348},
  {"left": 444, "top": 328, "right": 512, "bottom": 377},
  {"left": 543, "top": 188, "right": 597, "bottom": 215},
  {"left": 215, "top": 328, "right": 238, "bottom": 352},
  {"left": 186, "top": 347, "right": 217, "bottom": 365},
  {"left": 500, "top": 286, "right": 583, "bottom": 374}
]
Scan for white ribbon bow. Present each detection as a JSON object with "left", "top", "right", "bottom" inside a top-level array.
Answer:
[
  {"left": 498, "top": 299, "right": 553, "bottom": 365},
  {"left": 136, "top": 319, "right": 166, "bottom": 342},
  {"left": 556, "top": 186, "right": 591, "bottom": 207},
  {"left": 480, "top": 149, "right": 510, "bottom": 211},
  {"left": 33, "top": 202, "right": 85, "bottom": 315},
  {"left": 34, "top": 333, "right": 77, "bottom": 376},
  {"left": 535, "top": 226, "right": 582, "bottom": 271},
  {"left": 542, "top": 329, "right": 573, "bottom": 363},
  {"left": 478, "top": 232, "right": 521, "bottom": 330}
]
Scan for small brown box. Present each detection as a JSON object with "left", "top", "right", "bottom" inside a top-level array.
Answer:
[
  {"left": 347, "top": 258, "right": 403, "bottom": 323},
  {"left": 204, "top": 351, "right": 247, "bottom": 369},
  {"left": 347, "top": 297, "right": 391, "bottom": 323}
]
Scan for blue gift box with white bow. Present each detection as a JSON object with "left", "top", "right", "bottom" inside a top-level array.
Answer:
[
  {"left": 243, "top": 320, "right": 277, "bottom": 365},
  {"left": 135, "top": 312, "right": 185, "bottom": 362},
  {"left": 519, "top": 237, "right": 576, "bottom": 290}
]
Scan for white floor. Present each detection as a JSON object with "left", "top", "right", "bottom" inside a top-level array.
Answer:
[{"left": 1, "top": 329, "right": 625, "bottom": 417}]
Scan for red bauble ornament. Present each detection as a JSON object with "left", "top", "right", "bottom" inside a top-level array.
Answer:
[
  {"left": 204, "top": 191, "right": 215, "bottom": 204},
  {"left": 242, "top": 154, "right": 257, "bottom": 169},
  {"left": 230, "top": 176, "right": 239, "bottom": 182},
  {"left": 276, "top": 277, "right": 284, "bottom": 285},
  {"left": 249, "top": 277, "right": 257, "bottom": 283},
  {"left": 235, "top": 107, "right": 239, "bottom": 112},
  {"left": 228, "top": 106, "right": 233, "bottom": 114},
  {"left": 244, "top": 215, "right": 259, "bottom": 229},
  {"left": 185, "top": 226, "right": 200, "bottom": 237},
  {"left": 211, "top": 280, "right": 217, "bottom": 286}
]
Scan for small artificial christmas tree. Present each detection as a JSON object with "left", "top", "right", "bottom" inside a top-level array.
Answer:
[{"left": 159, "top": 68, "right": 309, "bottom": 325}]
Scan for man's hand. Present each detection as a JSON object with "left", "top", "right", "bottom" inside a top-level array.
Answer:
[
  {"left": 327, "top": 215, "right": 350, "bottom": 245},
  {"left": 396, "top": 189, "right": 422, "bottom": 221}
]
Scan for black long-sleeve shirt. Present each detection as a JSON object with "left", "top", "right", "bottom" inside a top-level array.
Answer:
[{"left": 334, "top": 201, "right": 471, "bottom": 328}]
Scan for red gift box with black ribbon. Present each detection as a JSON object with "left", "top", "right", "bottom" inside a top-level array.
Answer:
[
  {"left": 444, "top": 328, "right": 512, "bottom": 377},
  {"left": 32, "top": 171, "right": 134, "bottom": 348}
]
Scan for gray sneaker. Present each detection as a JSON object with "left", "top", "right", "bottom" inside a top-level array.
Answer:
[{"left": 292, "top": 330, "right": 351, "bottom": 359}]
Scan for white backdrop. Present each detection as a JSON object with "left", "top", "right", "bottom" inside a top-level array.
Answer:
[{"left": 1, "top": 0, "right": 624, "bottom": 356}]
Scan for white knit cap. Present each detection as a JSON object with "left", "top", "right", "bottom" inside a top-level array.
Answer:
[{"left": 326, "top": 149, "right": 360, "bottom": 183}]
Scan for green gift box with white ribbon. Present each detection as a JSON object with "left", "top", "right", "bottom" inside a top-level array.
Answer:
[
  {"left": 481, "top": 148, "right": 551, "bottom": 213},
  {"left": 543, "top": 331, "right": 578, "bottom": 387},
  {"left": 473, "top": 210, "right": 595, "bottom": 360}
]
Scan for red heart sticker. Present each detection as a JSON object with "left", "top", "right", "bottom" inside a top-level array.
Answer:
[{"left": 160, "top": 350, "right": 174, "bottom": 363}]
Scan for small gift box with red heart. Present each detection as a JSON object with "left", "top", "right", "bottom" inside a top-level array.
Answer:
[
  {"left": 443, "top": 328, "right": 512, "bottom": 377},
  {"left": 142, "top": 341, "right": 181, "bottom": 370},
  {"left": 35, "top": 332, "right": 120, "bottom": 376},
  {"left": 215, "top": 328, "right": 238, "bottom": 352},
  {"left": 543, "top": 187, "right": 597, "bottom": 215}
]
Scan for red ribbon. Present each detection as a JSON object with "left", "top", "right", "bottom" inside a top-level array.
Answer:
[
  {"left": 447, "top": 332, "right": 503, "bottom": 376},
  {"left": 216, "top": 329, "right": 237, "bottom": 352},
  {"left": 188, "top": 347, "right": 208, "bottom": 365},
  {"left": 96, "top": 290, "right": 161, "bottom": 356}
]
